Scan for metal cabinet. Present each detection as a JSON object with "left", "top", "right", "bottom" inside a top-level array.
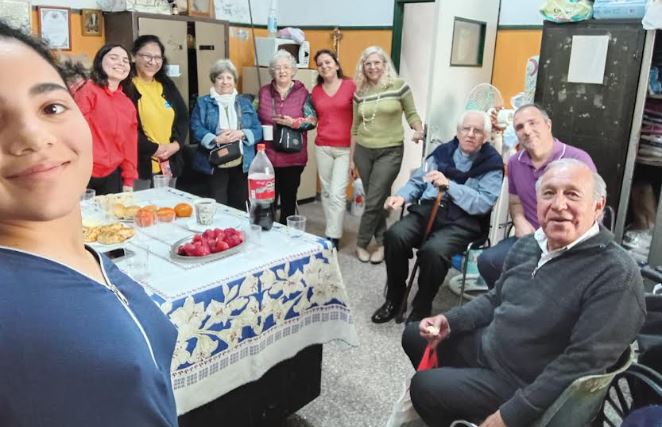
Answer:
[{"left": 535, "top": 20, "right": 662, "bottom": 269}]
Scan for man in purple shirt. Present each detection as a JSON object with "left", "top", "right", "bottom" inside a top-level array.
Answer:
[{"left": 477, "top": 104, "right": 595, "bottom": 288}]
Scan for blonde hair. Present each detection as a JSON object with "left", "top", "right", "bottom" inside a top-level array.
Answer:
[{"left": 354, "top": 46, "right": 398, "bottom": 94}]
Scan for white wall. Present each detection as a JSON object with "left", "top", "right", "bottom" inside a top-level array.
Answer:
[
  {"left": 426, "top": 0, "right": 500, "bottom": 143},
  {"left": 216, "top": 0, "right": 394, "bottom": 26},
  {"left": 29, "top": 0, "right": 395, "bottom": 25},
  {"left": 498, "top": 0, "right": 543, "bottom": 26}
]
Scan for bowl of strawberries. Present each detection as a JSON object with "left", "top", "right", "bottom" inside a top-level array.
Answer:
[{"left": 171, "top": 227, "right": 245, "bottom": 262}]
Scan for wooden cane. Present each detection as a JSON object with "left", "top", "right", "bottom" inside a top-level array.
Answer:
[{"left": 395, "top": 185, "right": 448, "bottom": 323}]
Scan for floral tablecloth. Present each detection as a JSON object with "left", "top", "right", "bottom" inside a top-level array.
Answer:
[{"left": 96, "top": 188, "right": 359, "bottom": 414}]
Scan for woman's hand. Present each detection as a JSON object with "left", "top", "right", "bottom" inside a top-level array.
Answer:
[
  {"left": 272, "top": 114, "right": 295, "bottom": 127},
  {"left": 155, "top": 142, "right": 180, "bottom": 160},
  {"left": 411, "top": 129, "right": 425, "bottom": 143},
  {"left": 216, "top": 130, "right": 245, "bottom": 145}
]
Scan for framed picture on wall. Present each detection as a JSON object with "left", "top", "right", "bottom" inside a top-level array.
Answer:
[
  {"left": 81, "top": 9, "right": 102, "bottom": 37},
  {"left": 187, "top": 0, "right": 213, "bottom": 17},
  {"left": 450, "top": 17, "right": 486, "bottom": 67},
  {"left": 38, "top": 6, "right": 71, "bottom": 50}
]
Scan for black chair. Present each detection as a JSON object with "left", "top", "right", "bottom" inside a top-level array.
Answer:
[{"left": 594, "top": 362, "right": 662, "bottom": 426}]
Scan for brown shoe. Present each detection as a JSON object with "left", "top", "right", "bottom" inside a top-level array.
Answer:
[
  {"left": 370, "top": 246, "right": 384, "bottom": 264},
  {"left": 356, "top": 246, "right": 370, "bottom": 263}
]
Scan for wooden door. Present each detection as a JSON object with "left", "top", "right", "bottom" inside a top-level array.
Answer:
[{"left": 194, "top": 21, "right": 227, "bottom": 99}]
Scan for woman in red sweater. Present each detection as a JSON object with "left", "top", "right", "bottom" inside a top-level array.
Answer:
[
  {"left": 311, "top": 49, "right": 356, "bottom": 249},
  {"left": 74, "top": 44, "right": 138, "bottom": 194}
]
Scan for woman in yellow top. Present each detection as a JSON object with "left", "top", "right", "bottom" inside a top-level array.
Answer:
[
  {"left": 352, "top": 46, "right": 423, "bottom": 264},
  {"left": 123, "top": 35, "right": 188, "bottom": 189}
]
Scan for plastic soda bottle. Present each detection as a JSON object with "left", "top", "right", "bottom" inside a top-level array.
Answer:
[{"left": 248, "top": 144, "right": 276, "bottom": 230}]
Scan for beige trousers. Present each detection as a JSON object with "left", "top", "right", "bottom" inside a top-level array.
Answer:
[{"left": 315, "top": 145, "right": 351, "bottom": 239}]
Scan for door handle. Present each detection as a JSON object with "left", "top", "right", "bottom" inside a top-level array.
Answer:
[{"left": 199, "top": 45, "right": 215, "bottom": 51}]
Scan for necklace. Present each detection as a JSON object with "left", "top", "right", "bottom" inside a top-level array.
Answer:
[{"left": 361, "top": 92, "right": 382, "bottom": 130}]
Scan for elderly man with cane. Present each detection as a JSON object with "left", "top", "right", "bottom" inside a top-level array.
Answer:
[
  {"left": 371, "top": 110, "right": 503, "bottom": 324},
  {"left": 402, "top": 159, "right": 645, "bottom": 427}
]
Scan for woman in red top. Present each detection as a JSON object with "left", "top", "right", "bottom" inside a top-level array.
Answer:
[
  {"left": 74, "top": 44, "right": 138, "bottom": 194},
  {"left": 311, "top": 50, "right": 356, "bottom": 249}
]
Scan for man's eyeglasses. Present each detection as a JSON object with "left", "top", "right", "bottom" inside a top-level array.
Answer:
[{"left": 137, "top": 53, "right": 163, "bottom": 63}]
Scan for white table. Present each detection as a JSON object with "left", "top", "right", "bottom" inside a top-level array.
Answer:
[{"left": 92, "top": 188, "right": 359, "bottom": 415}]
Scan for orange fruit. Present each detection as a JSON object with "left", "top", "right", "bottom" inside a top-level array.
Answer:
[
  {"left": 157, "top": 207, "right": 176, "bottom": 223},
  {"left": 174, "top": 203, "right": 193, "bottom": 218}
]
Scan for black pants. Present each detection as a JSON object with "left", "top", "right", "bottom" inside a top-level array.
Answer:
[
  {"left": 401, "top": 324, "right": 517, "bottom": 426},
  {"left": 384, "top": 203, "right": 480, "bottom": 316},
  {"left": 477, "top": 236, "right": 518, "bottom": 289},
  {"left": 207, "top": 165, "right": 248, "bottom": 211},
  {"left": 88, "top": 167, "right": 122, "bottom": 195},
  {"left": 274, "top": 166, "right": 304, "bottom": 224}
]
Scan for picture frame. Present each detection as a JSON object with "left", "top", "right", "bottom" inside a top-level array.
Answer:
[
  {"left": 81, "top": 9, "right": 102, "bottom": 37},
  {"left": 187, "top": 0, "right": 213, "bottom": 17},
  {"left": 38, "top": 6, "right": 71, "bottom": 51},
  {"left": 449, "top": 17, "right": 486, "bottom": 67}
]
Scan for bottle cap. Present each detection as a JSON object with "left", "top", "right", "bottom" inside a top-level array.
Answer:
[{"left": 257, "top": 143, "right": 265, "bottom": 151}]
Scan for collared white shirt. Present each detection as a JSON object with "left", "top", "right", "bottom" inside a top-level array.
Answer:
[{"left": 534, "top": 222, "right": 600, "bottom": 269}]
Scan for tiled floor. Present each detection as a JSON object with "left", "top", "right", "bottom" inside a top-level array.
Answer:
[{"left": 284, "top": 201, "right": 460, "bottom": 427}]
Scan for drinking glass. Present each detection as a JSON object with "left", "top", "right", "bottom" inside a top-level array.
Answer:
[
  {"left": 153, "top": 175, "right": 172, "bottom": 189},
  {"left": 286, "top": 215, "right": 306, "bottom": 238}
]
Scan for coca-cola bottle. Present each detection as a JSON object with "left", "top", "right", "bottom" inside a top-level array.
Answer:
[{"left": 248, "top": 144, "right": 276, "bottom": 230}]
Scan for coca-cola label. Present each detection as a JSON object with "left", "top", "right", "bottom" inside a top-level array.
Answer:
[{"left": 248, "top": 177, "right": 275, "bottom": 201}]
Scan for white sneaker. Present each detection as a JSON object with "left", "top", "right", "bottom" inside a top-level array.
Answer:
[
  {"left": 370, "top": 246, "right": 384, "bottom": 264},
  {"left": 356, "top": 247, "right": 370, "bottom": 263}
]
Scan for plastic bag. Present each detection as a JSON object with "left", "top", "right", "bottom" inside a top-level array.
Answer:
[
  {"left": 351, "top": 178, "right": 365, "bottom": 217},
  {"left": 385, "top": 346, "right": 438, "bottom": 427},
  {"left": 540, "top": 0, "right": 593, "bottom": 22},
  {"left": 643, "top": 0, "right": 662, "bottom": 29},
  {"left": 277, "top": 27, "right": 306, "bottom": 44}
]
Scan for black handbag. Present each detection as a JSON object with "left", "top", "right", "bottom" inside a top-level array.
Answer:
[
  {"left": 209, "top": 141, "right": 242, "bottom": 166},
  {"left": 273, "top": 125, "right": 304, "bottom": 153},
  {"left": 271, "top": 97, "right": 303, "bottom": 153}
]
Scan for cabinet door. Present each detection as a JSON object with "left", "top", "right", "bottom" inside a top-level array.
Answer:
[
  {"left": 195, "top": 21, "right": 227, "bottom": 99},
  {"left": 535, "top": 21, "right": 646, "bottom": 212},
  {"left": 138, "top": 17, "right": 189, "bottom": 108}
]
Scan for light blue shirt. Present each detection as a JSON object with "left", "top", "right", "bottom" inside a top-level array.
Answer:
[{"left": 396, "top": 147, "right": 503, "bottom": 216}]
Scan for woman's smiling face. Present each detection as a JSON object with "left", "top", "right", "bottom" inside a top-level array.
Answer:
[{"left": 0, "top": 38, "right": 92, "bottom": 222}]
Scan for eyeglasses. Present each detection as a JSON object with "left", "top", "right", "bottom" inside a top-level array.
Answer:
[
  {"left": 460, "top": 126, "right": 485, "bottom": 136},
  {"left": 137, "top": 53, "right": 163, "bottom": 63}
]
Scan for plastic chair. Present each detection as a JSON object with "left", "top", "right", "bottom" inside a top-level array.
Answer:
[
  {"left": 451, "top": 347, "right": 633, "bottom": 427},
  {"left": 530, "top": 347, "right": 633, "bottom": 427}
]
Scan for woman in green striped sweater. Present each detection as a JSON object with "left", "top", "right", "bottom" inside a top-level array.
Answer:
[{"left": 352, "top": 46, "right": 423, "bottom": 263}]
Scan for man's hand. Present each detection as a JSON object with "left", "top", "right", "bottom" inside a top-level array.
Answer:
[
  {"left": 418, "top": 314, "right": 450, "bottom": 348},
  {"left": 424, "top": 170, "right": 450, "bottom": 189},
  {"left": 384, "top": 196, "right": 405, "bottom": 211},
  {"left": 480, "top": 410, "right": 506, "bottom": 427}
]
